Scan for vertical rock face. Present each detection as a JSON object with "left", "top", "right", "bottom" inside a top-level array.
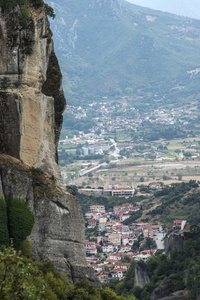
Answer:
[
  {"left": 150, "top": 278, "right": 174, "bottom": 300},
  {"left": 134, "top": 261, "right": 151, "bottom": 288},
  {"left": 0, "top": 3, "right": 65, "bottom": 184},
  {"left": 165, "top": 234, "right": 184, "bottom": 258},
  {"left": 0, "top": 3, "right": 99, "bottom": 285}
]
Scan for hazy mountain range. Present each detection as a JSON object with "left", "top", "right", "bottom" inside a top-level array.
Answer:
[
  {"left": 47, "top": 0, "right": 200, "bottom": 107},
  {"left": 126, "top": 0, "right": 200, "bottom": 20}
]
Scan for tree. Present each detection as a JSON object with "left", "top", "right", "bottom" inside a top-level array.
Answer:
[
  {"left": 0, "top": 246, "right": 43, "bottom": 299},
  {"left": 0, "top": 196, "right": 9, "bottom": 247},
  {"left": 7, "top": 198, "right": 35, "bottom": 249},
  {"left": 140, "top": 177, "right": 145, "bottom": 182}
]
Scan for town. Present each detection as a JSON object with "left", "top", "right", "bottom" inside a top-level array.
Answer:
[
  {"left": 84, "top": 200, "right": 187, "bottom": 283},
  {"left": 58, "top": 99, "right": 200, "bottom": 188}
]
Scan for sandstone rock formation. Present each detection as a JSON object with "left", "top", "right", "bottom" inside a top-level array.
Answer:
[
  {"left": 165, "top": 234, "right": 184, "bottom": 258},
  {"left": 0, "top": 2, "right": 99, "bottom": 285},
  {"left": 0, "top": 2, "right": 65, "bottom": 186},
  {"left": 134, "top": 260, "right": 151, "bottom": 288}
]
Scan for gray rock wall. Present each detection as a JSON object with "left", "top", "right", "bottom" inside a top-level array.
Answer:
[
  {"left": 165, "top": 234, "right": 184, "bottom": 258},
  {"left": 134, "top": 260, "right": 151, "bottom": 288},
  {"left": 0, "top": 154, "right": 99, "bottom": 285}
]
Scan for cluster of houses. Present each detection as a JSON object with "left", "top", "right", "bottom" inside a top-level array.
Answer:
[
  {"left": 85, "top": 204, "right": 164, "bottom": 282},
  {"left": 84, "top": 203, "right": 188, "bottom": 282},
  {"left": 61, "top": 103, "right": 196, "bottom": 144},
  {"left": 85, "top": 203, "right": 140, "bottom": 231}
]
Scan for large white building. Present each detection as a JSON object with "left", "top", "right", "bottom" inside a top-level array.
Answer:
[{"left": 104, "top": 188, "right": 135, "bottom": 198}]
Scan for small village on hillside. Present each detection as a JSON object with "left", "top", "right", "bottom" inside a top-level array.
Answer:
[{"left": 84, "top": 192, "right": 187, "bottom": 283}]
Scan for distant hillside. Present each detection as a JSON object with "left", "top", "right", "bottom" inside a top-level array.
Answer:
[
  {"left": 47, "top": 0, "right": 200, "bottom": 107},
  {"left": 141, "top": 180, "right": 200, "bottom": 229},
  {"left": 126, "top": 0, "right": 200, "bottom": 20}
]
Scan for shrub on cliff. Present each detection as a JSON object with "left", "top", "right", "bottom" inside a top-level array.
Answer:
[
  {"left": 0, "top": 0, "right": 26, "bottom": 10},
  {"left": 0, "top": 0, "right": 55, "bottom": 19},
  {"left": 0, "top": 196, "right": 9, "bottom": 247},
  {"left": 7, "top": 197, "right": 35, "bottom": 249}
]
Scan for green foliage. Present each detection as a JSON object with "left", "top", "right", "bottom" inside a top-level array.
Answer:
[
  {"left": 7, "top": 197, "right": 34, "bottom": 249},
  {"left": 18, "top": 239, "right": 32, "bottom": 258},
  {"left": 122, "top": 211, "right": 143, "bottom": 225},
  {"left": 31, "top": 0, "right": 43, "bottom": 8},
  {"left": 0, "top": 246, "right": 128, "bottom": 299},
  {"left": 140, "top": 237, "right": 157, "bottom": 251},
  {"left": 0, "top": 196, "right": 9, "bottom": 247},
  {"left": 62, "top": 113, "right": 97, "bottom": 133},
  {"left": 147, "top": 180, "right": 200, "bottom": 227},
  {"left": 44, "top": 3, "right": 55, "bottom": 19},
  {"left": 109, "top": 231, "right": 200, "bottom": 299},
  {"left": 0, "top": 0, "right": 26, "bottom": 10},
  {"left": 22, "top": 4, "right": 30, "bottom": 18},
  {"left": 0, "top": 0, "right": 55, "bottom": 22},
  {"left": 0, "top": 246, "right": 44, "bottom": 299}
]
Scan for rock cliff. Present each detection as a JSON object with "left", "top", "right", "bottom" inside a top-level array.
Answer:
[
  {"left": 0, "top": 1, "right": 98, "bottom": 285},
  {"left": 0, "top": 1, "right": 65, "bottom": 185},
  {"left": 134, "top": 260, "right": 151, "bottom": 288},
  {"left": 165, "top": 234, "right": 184, "bottom": 258}
]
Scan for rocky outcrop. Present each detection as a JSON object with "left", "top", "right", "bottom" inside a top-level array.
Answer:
[
  {"left": 150, "top": 278, "right": 174, "bottom": 300},
  {"left": 0, "top": 154, "right": 99, "bottom": 285},
  {"left": 0, "top": 2, "right": 99, "bottom": 285},
  {"left": 165, "top": 234, "right": 184, "bottom": 258},
  {"left": 157, "top": 297, "right": 186, "bottom": 300},
  {"left": 197, "top": 287, "right": 200, "bottom": 300},
  {"left": 134, "top": 260, "right": 151, "bottom": 288}
]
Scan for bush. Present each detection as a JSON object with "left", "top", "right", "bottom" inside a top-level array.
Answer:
[
  {"left": 44, "top": 3, "right": 55, "bottom": 19},
  {"left": 7, "top": 197, "right": 35, "bottom": 249},
  {"left": 0, "top": 196, "right": 9, "bottom": 247},
  {"left": 0, "top": 0, "right": 26, "bottom": 10}
]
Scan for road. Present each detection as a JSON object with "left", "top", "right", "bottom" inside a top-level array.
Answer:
[
  {"left": 109, "top": 138, "right": 120, "bottom": 157},
  {"left": 155, "top": 232, "right": 165, "bottom": 250},
  {"left": 79, "top": 139, "right": 123, "bottom": 177},
  {"left": 79, "top": 162, "right": 107, "bottom": 176}
]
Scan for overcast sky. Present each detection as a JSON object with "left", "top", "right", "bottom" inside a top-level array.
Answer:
[{"left": 125, "top": 0, "right": 200, "bottom": 19}]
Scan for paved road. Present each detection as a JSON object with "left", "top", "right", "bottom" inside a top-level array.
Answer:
[
  {"left": 79, "top": 162, "right": 107, "bottom": 176},
  {"left": 155, "top": 232, "right": 165, "bottom": 250},
  {"left": 110, "top": 138, "right": 120, "bottom": 157}
]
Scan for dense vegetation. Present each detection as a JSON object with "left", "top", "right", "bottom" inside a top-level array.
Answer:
[
  {"left": 62, "top": 113, "right": 97, "bottom": 134},
  {"left": 131, "top": 123, "right": 187, "bottom": 142},
  {"left": 146, "top": 180, "right": 200, "bottom": 228},
  {"left": 0, "top": 196, "right": 34, "bottom": 250},
  {"left": 0, "top": 246, "right": 133, "bottom": 300},
  {"left": 0, "top": 0, "right": 55, "bottom": 19},
  {"left": 107, "top": 227, "right": 200, "bottom": 299}
]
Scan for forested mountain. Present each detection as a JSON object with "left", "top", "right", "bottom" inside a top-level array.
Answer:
[{"left": 46, "top": 0, "right": 200, "bottom": 106}]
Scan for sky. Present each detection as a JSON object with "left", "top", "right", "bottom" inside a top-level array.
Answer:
[{"left": 126, "top": 0, "right": 200, "bottom": 19}]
